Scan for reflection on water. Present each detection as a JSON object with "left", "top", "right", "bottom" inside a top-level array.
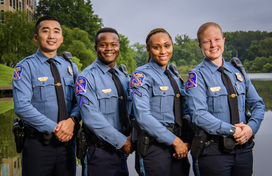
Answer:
[{"left": 0, "top": 73, "right": 271, "bottom": 176}]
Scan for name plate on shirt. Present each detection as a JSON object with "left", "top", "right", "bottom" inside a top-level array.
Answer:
[
  {"left": 38, "top": 77, "right": 48, "bottom": 82},
  {"left": 210, "top": 86, "right": 221, "bottom": 92},
  {"left": 160, "top": 86, "right": 169, "bottom": 91},
  {"left": 102, "top": 88, "right": 112, "bottom": 93}
]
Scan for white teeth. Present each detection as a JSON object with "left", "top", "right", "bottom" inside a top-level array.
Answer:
[
  {"left": 159, "top": 56, "right": 167, "bottom": 59},
  {"left": 105, "top": 53, "right": 113, "bottom": 56}
]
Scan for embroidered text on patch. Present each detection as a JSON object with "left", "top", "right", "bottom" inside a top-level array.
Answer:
[
  {"left": 76, "top": 77, "right": 87, "bottom": 95},
  {"left": 12, "top": 66, "right": 23, "bottom": 80},
  {"left": 186, "top": 72, "right": 197, "bottom": 90}
]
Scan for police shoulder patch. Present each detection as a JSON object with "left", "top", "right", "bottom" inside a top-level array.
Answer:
[
  {"left": 76, "top": 77, "right": 87, "bottom": 95},
  {"left": 12, "top": 65, "right": 23, "bottom": 80},
  {"left": 130, "top": 71, "right": 145, "bottom": 87},
  {"left": 186, "top": 72, "right": 197, "bottom": 90}
]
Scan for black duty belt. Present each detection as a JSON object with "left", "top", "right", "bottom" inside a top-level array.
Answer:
[{"left": 209, "top": 135, "right": 253, "bottom": 149}]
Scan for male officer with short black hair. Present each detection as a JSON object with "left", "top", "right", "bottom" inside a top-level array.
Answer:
[
  {"left": 12, "top": 15, "right": 80, "bottom": 176},
  {"left": 76, "top": 27, "right": 133, "bottom": 176}
]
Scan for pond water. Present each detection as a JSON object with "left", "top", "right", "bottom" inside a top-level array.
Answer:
[{"left": 0, "top": 73, "right": 271, "bottom": 176}]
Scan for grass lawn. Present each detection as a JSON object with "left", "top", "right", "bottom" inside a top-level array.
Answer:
[
  {"left": 0, "top": 100, "right": 14, "bottom": 114},
  {"left": 0, "top": 64, "right": 14, "bottom": 86}
]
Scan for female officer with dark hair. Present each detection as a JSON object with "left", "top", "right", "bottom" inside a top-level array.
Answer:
[{"left": 130, "top": 28, "right": 190, "bottom": 176}]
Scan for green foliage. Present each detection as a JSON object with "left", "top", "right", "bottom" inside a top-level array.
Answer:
[
  {"left": 0, "top": 10, "right": 37, "bottom": 67},
  {"left": 0, "top": 64, "right": 15, "bottom": 86},
  {"left": 36, "top": 0, "right": 102, "bottom": 42},
  {"left": 132, "top": 31, "right": 272, "bottom": 74},
  {"left": 131, "top": 42, "right": 148, "bottom": 67},
  {"left": 117, "top": 35, "right": 137, "bottom": 74}
]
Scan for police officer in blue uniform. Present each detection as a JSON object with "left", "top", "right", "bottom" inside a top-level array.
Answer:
[
  {"left": 185, "top": 22, "right": 265, "bottom": 176},
  {"left": 75, "top": 27, "right": 133, "bottom": 176},
  {"left": 130, "top": 28, "right": 190, "bottom": 176},
  {"left": 12, "top": 15, "right": 80, "bottom": 176}
]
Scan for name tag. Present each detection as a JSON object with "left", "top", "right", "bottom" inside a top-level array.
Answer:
[
  {"left": 160, "top": 86, "right": 169, "bottom": 91},
  {"left": 102, "top": 88, "right": 112, "bottom": 93},
  {"left": 210, "top": 86, "right": 221, "bottom": 92},
  {"left": 38, "top": 77, "right": 48, "bottom": 82}
]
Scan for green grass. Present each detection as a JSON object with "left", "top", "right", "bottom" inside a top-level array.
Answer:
[
  {"left": 0, "top": 64, "right": 14, "bottom": 86},
  {"left": 0, "top": 100, "right": 14, "bottom": 114}
]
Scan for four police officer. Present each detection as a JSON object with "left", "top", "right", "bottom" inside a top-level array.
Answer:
[{"left": 12, "top": 15, "right": 266, "bottom": 176}]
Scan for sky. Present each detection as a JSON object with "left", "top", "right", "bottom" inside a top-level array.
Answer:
[{"left": 91, "top": 0, "right": 272, "bottom": 45}]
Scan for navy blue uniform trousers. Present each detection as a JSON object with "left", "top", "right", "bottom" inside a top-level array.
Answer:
[
  {"left": 193, "top": 142, "right": 254, "bottom": 176},
  {"left": 82, "top": 143, "right": 128, "bottom": 176},
  {"left": 136, "top": 140, "right": 190, "bottom": 176},
  {"left": 22, "top": 136, "right": 76, "bottom": 176}
]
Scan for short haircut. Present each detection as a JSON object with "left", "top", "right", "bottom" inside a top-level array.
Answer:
[
  {"left": 197, "top": 22, "right": 223, "bottom": 44},
  {"left": 95, "top": 27, "right": 120, "bottom": 45},
  {"left": 35, "top": 15, "right": 62, "bottom": 35},
  {"left": 146, "top": 28, "right": 173, "bottom": 62}
]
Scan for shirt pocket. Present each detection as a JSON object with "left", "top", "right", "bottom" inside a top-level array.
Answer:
[
  {"left": 63, "top": 77, "right": 74, "bottom": 102},
  {"left": 32, "top": 78, "right": 55, "bottom": 102},
  {"left": 97, "top": 89, "right": 118, "bottom": 115},
  {"left": 151, "top": 86, "right": 175, "bottom": 114},
  {"left": 235, "top": 83, "right": 246, "bottom": 112},
  {"left": 207, "top": 87, "right": 228, "bottom": 113}
]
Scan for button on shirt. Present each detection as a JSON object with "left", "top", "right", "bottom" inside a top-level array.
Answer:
[
  {"left": 130, "top": 59, "right": 188, "bottom": 145},
  {"left": 12, "top": 49, "right": 80, "bottom": 134},
  {"left": 76, "top": 59, "right": 132, "bottom": 149},
  {"left": 185, "top": 58, "right": 265, "bottom": 136}
]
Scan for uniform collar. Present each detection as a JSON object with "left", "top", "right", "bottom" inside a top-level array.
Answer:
[
  {"left": 203, "top": 57, "right": 231, "bottom": 74},
  {"left": 95, "top": 58, "right": 117, "bottom": 74},
  {"left": 36, "top": 49, "right": 61, "bottom": 65},
  {"left": 149, "top": 59, "right": 167, "bottom": 76}
]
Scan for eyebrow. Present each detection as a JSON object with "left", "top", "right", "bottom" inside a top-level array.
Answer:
[{"left": 41, "top": 27, "right": 61, "bottom": 31}]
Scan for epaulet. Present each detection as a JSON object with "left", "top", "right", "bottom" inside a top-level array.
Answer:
[{"left": 17, "top": 54, "right": 36, "bottom": 64}]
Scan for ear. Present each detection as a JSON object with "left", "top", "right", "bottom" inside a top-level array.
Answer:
[
  {"left": 198, "top": 43, "right": 202, "bottom": 49},
  {"left": 34, "top": 34, "right": 38, "bottom": 42},
  {"left": 146, "top": 45, "right": 150, "bottom": 52},
  {"left": 60, "top": 36, "right": 64, "bottom": 44},
  {"left": 94, "top": 45, "right": 97, "bottom": 52}
]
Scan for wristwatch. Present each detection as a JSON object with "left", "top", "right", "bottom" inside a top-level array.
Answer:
[
  {"left": 229, "top": 125, "right": 236, "bottom": 137},
  {"left": 68, "top": 116, "right": 77, "bottom": 124}
]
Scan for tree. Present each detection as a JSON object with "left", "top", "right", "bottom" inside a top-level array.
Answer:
[
  {"left": 131, "top": 42, "right": 148, "bottom": 67},
  {"left": 117, "top": 35, "right": 137, "bottom": 74},
  {"left": 0, "top": 10, "right": 37, "bottom": 67},
  {"left": 36, "top": 0, "right": 102, "bottom": 42}
]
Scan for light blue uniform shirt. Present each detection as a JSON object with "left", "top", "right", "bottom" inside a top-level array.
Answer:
[
  {"left": 185, "top": 58, "right": 265, "bottom": 136},
  {"left": 76, "top": 59, "right": 132, "bottom": 149},
  {"left": 12, "top": 49, "right": 80, "bottom": 134},
  {"left": 130, "top": 59, "right": 187, "bottom": 146}
]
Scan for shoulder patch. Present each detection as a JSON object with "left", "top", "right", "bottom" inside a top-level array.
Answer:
[
  {"left": 76, "top": 77, "right": 87, "bottom": 95},
  {"left": 130, "top": 71, "right": 145, "bottom": 87},
  {"left": 79, "top": 96, "right": 89, "bottom": 109},
  {"left": 12, "top": 65, "right": 23, "bottom": 80},
  {"left": 186, "top": 72, "right": 197, "bottom": 90}
]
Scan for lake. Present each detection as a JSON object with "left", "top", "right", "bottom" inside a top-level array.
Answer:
[{"left": 0, "top": 73, "right": 271, "bottom": 176}]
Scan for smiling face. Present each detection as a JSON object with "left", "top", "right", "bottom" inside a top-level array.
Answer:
[
  {"left": 198, "top": 25, "right": 225, "bottom": 66},
  {"left": 34, "top": 20, "right": 63, "bottom": 58},
  {"left": 147, "top": 32, "right": 173, "bottom": 69},
  {"left": 95, "top": 32, "right": 120, "bottom": 68}
]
